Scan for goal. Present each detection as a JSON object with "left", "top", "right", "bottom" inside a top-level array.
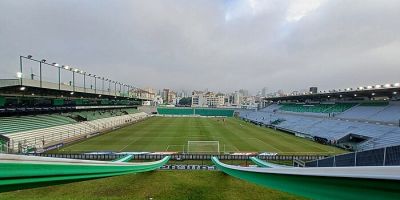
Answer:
[{"left": 187, "top": 141, "right": 220, "bottom": 153}]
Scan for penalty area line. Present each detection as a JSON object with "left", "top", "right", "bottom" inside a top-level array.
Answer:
[
  {"left": 248, "top": 138, "right": 282, "bottom": 152},
  {"left": 119, "top": 137, "right": 141, "bottom": 152}
]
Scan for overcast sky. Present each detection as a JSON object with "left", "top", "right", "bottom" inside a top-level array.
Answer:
[{"left": 0, "top": 0, "right": 399, "bottom": 94}]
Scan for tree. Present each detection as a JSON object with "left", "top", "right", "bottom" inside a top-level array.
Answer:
[{"left": 179, "top": 97, "right": 192, "bottom": 106}]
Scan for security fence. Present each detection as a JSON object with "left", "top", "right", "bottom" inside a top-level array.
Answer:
[
  {"left": 28, "top": 153, "right": 324, "bottom": 162},
  {"left": 305, "top": 145, "right": 400, "bottom": 167}
]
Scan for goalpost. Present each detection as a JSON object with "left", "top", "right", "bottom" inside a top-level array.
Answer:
[{"left": 187, "top": 141, "right": 220, "bottom": 154}]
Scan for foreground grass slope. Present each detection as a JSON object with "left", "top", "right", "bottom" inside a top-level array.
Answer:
[
  {"left": 59, "top": 117, "right": 345, "bottom": 154},
  {"left": 0, "top": 171, "right": 306, "bottom": 200}
]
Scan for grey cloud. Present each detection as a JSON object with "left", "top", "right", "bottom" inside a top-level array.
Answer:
[{"left": 0, "top": 0, "right": 399, "bottom": 94}]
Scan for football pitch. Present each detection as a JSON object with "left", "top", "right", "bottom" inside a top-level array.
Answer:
[{"left": 59, "top": 117, "right": 346, "bottom": 155}]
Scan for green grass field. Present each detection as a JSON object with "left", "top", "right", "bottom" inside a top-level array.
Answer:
[
  {"left": 0, "top": 171, "right": 306, "bottom": 200},
  {"left": 2, "top": 116, "right": 345, "bottom": 199},
  {"left": 59, "top": 117, "right": 346, "bottom": 155}
]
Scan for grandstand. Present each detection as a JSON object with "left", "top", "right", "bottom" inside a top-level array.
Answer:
[
  {"left": 0, "top": 114, "right": 76, "bottom": 134},
  {"left": 0, "top": 109, "right": 148, "bottom": 153},
  {"left": 240, "top": 88, "right": 400, "bottom": 151},
  {"left": 0, "top": 67, "right": 151, "bottom": 153},
  {"left": 279, "top": 102, "right": 357, "bottom": 114}
]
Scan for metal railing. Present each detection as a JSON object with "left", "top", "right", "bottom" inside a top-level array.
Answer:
[
  {"left": 305, "top": 145, "right": 400, "bottom": 167},
  {"left": 27, "top": 153, "right": 324, "bottom": 162}
]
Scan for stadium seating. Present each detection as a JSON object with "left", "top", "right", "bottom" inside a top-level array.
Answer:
[
  {"left": 259, "top": 104, "right": 281, "bottom": 112},
  {"left": 5, "top": 112, "right": 149, "bottom": 151},
  {"left": 337, "top": 102, "right": 400, "bottom": 123},
  {"left": 65, "top": 108, "right": 139, "bottom": 121},
  {"left": 0, "top": 115, "right": 76, "bottom": 135},
  {"left": 240, "top": 103, "right": 400, "bottom": 151},
  {"left": 0, "top": 108, "right": 140, "bottom": 135},
  {"left": 279, "top": 103, "right": 356, "bottom": 114}
]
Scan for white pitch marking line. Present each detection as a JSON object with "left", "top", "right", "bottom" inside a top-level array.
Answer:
[
  {"left": 223, "top": 144, "right": 240, "bottom": 152},
  {"left": 119, "top": 137, "right": 141, "bottom": 152},
  {"left": 248, "top": 137, "right": 282, "bottom": 152}
]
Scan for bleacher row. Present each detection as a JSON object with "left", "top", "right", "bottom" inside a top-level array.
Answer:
[
  {"left": 240, "top": 102, "right": 400, "bottom": 151},
  {"left": 6, "top": 112, "right": 148, "bottom": 151},
  {"left": 279, "top": 103, "right": 357, "bottom": 114},
  {"left": 337, "top": 103, "right": 400, "bottom": 123},
  {"left": 0, "top": 115, "right": 76, "bottom": 134},
  {"left": 2, "top": 112, "right": 148, "bottom": 152},
  {"left": 64, "top": 108, "right": 138, "bottom": 121},
  {"left": 0, "top": 108, "right": 139, "bottom": 135}
]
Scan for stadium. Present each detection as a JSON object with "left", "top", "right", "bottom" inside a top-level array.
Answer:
[
  {"left": 0, "top": 57, "right": 400, "bottom": 199},
  {"left": 1, "top": 1, "right": 400, "bottom": 200}
]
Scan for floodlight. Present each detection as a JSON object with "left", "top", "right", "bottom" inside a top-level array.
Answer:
[
  {"left": 27, "top": 55, "right": 32, "bottom": 59},
  {"left": 394, "top": 83, "right": 400, "bottom": 87},
  {"left": 63, "top": 65, "right": 70, "bottom": 70},
  {"left": 41, "top": 59, "right": 46, "bottom": 63},
  {"left": 384, "top": 84, "right": 391, "bottom": 88},
  {"left": 73, "top": 68, "right": 79, "bottom": 72},
  {"left": 375, "top": 85, "right": 381, "bottom": 88},
  {"left": 16, "top": 72, "right": 23, "bottom": 78},
  {"left": 367, "top": 86, "right": 372, "bottom": 89},
  {"left": 52, "top": 63, "right": 59, "bottom": 67}
]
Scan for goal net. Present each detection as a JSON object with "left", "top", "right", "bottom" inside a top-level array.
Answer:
[{"left": 187, "top": 141, "right": 220, "bottom": 153}]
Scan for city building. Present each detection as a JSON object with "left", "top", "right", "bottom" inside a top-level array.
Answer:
[{"left": 191, "top": 91, "right": 225, "bottom": 108}]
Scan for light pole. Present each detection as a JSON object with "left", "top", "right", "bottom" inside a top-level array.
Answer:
[
  {"left": 102, "top": 77, "right": 105, "bottom": 94},
  {"left": 108, "top": 79, "right": 111, "bottom": 95},
  {"left": 114, "top": 81, "right": 117, "bottom": 96},
  {"left": 19, "top": 56, "right": 23, "bottom": 85},
  {"left": 83, "top": 71, "right": 86, "bottom": 92},
  {"left": 52, "top": 63, "right": 60, "bottom": 90},
  {"left": 18, "top": 55, "right": 138, "bottom": 101},
  {"left": 39, "top": 59, "right": 46, "bottom": 88},
  {"left": 72, "top": 68, "right": 77, "bottom": 92},
  {"left": 62, "top": 65, "right": 70, "bottom": 90},
  {"left": 18, "top": 55, "right": 33, "bottom": 85},
  {"left": 94, "top": 75, "right": 97, "bottom": 94}
]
